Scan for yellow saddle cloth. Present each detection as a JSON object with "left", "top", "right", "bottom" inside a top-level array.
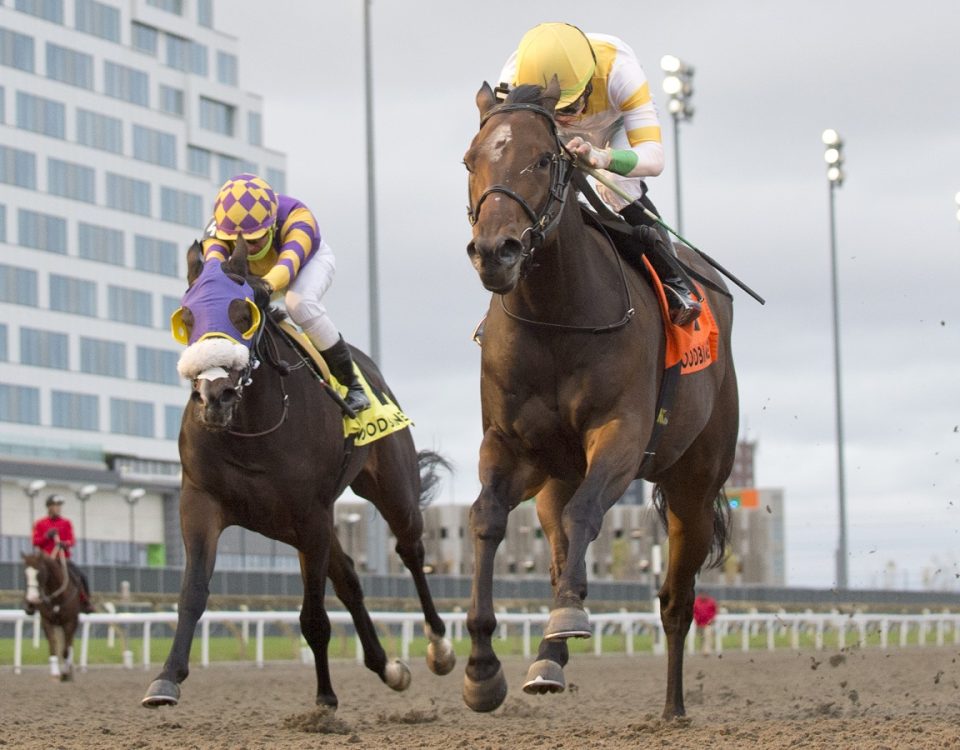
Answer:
[{"left": 278, "top": 320, "right": 412, "bottom": 446}]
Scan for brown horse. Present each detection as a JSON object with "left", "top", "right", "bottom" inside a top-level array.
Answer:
[
  {"left": 142, "top": 240, "right": 455, "bottom": 709},
  {"left": 22, "top": 548, "right": 81, "bottom": 681},
  {"left": 461, "top": 80, "right": 739, "bottom": 718}
]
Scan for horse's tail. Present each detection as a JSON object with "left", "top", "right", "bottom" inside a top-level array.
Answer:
[
  {"left": 651, "top": 485, "right": 732, "bottom": 570},
  {"left": 417, "top": 450, "right": 454, "bottom": 507}
]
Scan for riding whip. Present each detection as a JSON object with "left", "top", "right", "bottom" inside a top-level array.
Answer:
[{"left": 578, "top": 164, "right": 765, "bottom": 305}]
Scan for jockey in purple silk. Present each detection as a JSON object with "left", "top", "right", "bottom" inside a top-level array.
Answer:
[{"left": 199, "top": 174, "right": 369, "bottom": 413}]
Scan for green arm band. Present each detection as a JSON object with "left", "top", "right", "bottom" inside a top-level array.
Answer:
[{"left": 608, "top": 149, "right": 639, "bottom": 176}]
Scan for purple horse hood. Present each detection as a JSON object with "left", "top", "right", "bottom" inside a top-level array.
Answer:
[{"left": 175, "top": 261, "right": 258, "bottom": 347}]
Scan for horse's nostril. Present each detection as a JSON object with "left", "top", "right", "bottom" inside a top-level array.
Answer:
[
  {"left": 220, "top": 388, "right": 237, "bottom": 406},
  {"left": 466, "top": 241, "right": 478, "bottom": 259},
  {"left": 496, "top": 238, "right": 522, "bottom": 264},
  {"left": 190, "top": 390, "right": 203, "bottom": 405}
]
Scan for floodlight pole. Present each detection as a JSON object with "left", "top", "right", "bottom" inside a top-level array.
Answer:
[{"left": 363, "top": 0, "right": 387, "bottom": 575}]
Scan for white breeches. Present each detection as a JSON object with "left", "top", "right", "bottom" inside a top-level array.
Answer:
[{"left": 284, "top": 240, "right": 339, "bottom": 350}]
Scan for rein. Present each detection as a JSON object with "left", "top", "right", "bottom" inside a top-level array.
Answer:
[
  {"left": 471, "top": 101, "right": 635, "bottom": 333},
  {"left": 226, "top": 312, "right": 295, "bottom": 438},
  {"left": 468, "top": 103, "right": 575, "bottom": 265}
]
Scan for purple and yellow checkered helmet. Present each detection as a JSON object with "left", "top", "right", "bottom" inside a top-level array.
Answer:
[{"left": 212, "top": 174, "right": 278, "bottom": 240}]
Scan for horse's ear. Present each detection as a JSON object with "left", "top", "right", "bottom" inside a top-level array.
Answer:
[
  {"left": 542, "top": 75, "right": 562, "bottom": 114},
  {"left": 224, "top": 236, "right": 250, "bottom": 278},
  {"left": 186, "top": 241, "right": 204, "bottom": 286},
  {"left": 476, "top": 81, "right": 497, "bottom": 120}
]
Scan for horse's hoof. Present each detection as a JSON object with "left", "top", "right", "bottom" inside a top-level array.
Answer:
[
  {"left": 522, "top": 659, "right": 565, "bottom": 695},
  {"left": 462, "top": 665, "right": 507, "bottom": 712},
  {"left": 426, "top": 636, "right": 457, "bottom": 676},
  {"left": 142, "top": 679, "right": 180, "bottom": 708},
  {"left": 544, "top": 606, "right": 592, "bottom": 640},
  {"left": 384, "top": 659, "right": 412, "bottom": 692},
  {"left": 60, "top": 671, "right": 74, "bottom": 683}
]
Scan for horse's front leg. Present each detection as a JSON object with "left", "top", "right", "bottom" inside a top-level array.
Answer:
[
  {"left": 41, "top": 620, "right": 60, "bottom": 679},
  {"left": 546, "top": 424, "right": 639, "bottom": 641},
  {"left": 299, "top": 515, "right": 338, "bottom": 708},
  {"left": 522, "top": 479, "right": 576, "bottom": 694},
  {"left": 142, "top": 488, "right": 222, "bottom": 707},
  {"left": 463, "top": 430, "right": 542, "bottom": 712},
  {"left": 60, "top": 620, "right": 77, "bottom": 682}
]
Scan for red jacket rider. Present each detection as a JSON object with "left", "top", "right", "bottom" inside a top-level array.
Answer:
[{"left": 33, "top": 495, "right": 75, "bottom": 556}]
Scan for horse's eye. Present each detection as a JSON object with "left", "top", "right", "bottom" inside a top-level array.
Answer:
[
  {"left": 537, "top": 155, "right": 552, "bottom": 169},
  {"left": 462, "top": 160, "right": 473, "bottom": 174}
]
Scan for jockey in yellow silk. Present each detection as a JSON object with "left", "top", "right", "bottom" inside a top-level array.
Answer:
[{"left": 499, "top": 23, "right": 700, "bottom": 326}]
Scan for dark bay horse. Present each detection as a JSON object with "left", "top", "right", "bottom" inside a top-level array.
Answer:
[
  {"left": 22, "top": 548, "right": 81, "bottom": 681},
  {"left": 142, "top": 240, "right": 455, "bottom": 709},
  {"left": 461, "top": 80, "right": 739, "bottom": 718}
]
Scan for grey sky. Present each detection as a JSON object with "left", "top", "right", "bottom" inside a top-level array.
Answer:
[{"left": 218, "top": 1, "right": 960, "bottom": 589}]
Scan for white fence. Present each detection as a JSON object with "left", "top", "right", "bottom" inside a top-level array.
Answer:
[{"left": 2, "top": 608, "right": 959, "bottom": 674}]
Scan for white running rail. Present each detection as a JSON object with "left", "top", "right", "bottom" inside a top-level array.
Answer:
[{"left": 1, "top": 608, "right": 958, "bottom": 674}]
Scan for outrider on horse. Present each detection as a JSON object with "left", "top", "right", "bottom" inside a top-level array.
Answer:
[
  {"left": 141, "top": 239, "right": 455, "bottom": 710},
  {"left": 22, "top": 546, "right": 83, "bottom": 681},
  {"left": 461, "top": 79, "right": 739, "bottom": 718}
]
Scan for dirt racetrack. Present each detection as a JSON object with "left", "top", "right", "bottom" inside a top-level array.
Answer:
[{"left": 2, "top": 646, "right": 960, "bottom": 749}]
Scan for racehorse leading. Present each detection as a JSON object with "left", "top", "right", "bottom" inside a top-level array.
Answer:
[
  {"left": 461, "top": 79, "right": 739, "bottom": 718},
  {"left": 141, "top": 239, "right": 455, "bottom": 710},
  {"left": 22, "top": 548, "right": 82, "bottom": 681}
]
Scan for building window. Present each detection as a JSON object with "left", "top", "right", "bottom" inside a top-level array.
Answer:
[
  {"left": 0, "top": 203, "right": 5, "bottom": 242},
  {"left": 161, "top": 295, "right": 180, "bottom": 326},
  {"left": 0, "top": 383, "right": 40, "bottom": 424},
  {"left": 248, "top": 112, "right": 262, "bottom": 147},
  {"left": 78, "top": 222, "right": 124, "bottom": 265},
  {"left": 134, "top": 235, "right": 178, "bottom": 277},
  {"left": 21, "top": 327, "right": 69, "bottom": 369},
  {"left": 216, "top": 51, "right": 237, "bottom": 86},
  {"left": 18, "top": 209, "right": 66, "bottom": 253},
  {"left": 265, "top": 168, "right": 286, "bottom": 194},
  {"left": 0, "top": 324, "right": 6, "bottom": 361},
  {"left": 80, "top": 336, "right": 125, "bottom": 377},
  {"left": 108, "top": 285, "right": 152, "bottom": 327},
  {"left": 190, "top": 40, "right": 207, "bottom": 76},
  {"left": 75, "top": 0, "right": 120, "bottom": 42},
  {"left": 199, "top": 97, "right": 234, "bottom": 136},
  {"left": 0, "top": 85, "right": 4, "bottom": 124},
  {"left": 137, "top": 346, "right": 179, "bottom": 385},
  {"left": 133, "top": 124, "right": 176, "bottom": 168},
  {"left": 48, "top": 158, "right": 96, "bottom": 203},
  {"left": 131, "top": 22, "right": 158, "bottom": 55},
  {"left": 160, "top": 186, "right": 202, "bottom": 228},
  {"left": 158, "top": 84, "right": 183, "bottom": 116},
  {"left": 196, "top": 0, "right": 212, "bottom": 27},
  {"left": 49, "top": 274, "right": 97, "bottom": 316},
  {"left": 164, "top": 404, "right": 182, "bottom": 440},
  {"left": 15, "top": 91, "right": 65, "bottom": 139},
  {"left": 110, "top": 397, "right": 154, "bottom": 437},
  {"left": 216, "top": 155, "right": 256, "bottom": 185},
  {"left": 0, "top": 144, "right": 37, "bottom": 189},
  {"left": 104, "top": 61, "right": 149, "bottom": 107},
  {"left": 106, "top": 172, "right": 151, "bottom": 216},
  {"left": 76, "top": 108, "right": 123, "bottom": 154},
  {"left": 146, "top": 0, "right": 182, "bottom": 14},
  {"left": 0, "top": 27, "right": 35, "bottom": 73},
  {"left": 187, "top": 145, "right": 210, "bottom": 177},
  {"left": 52, "top": 390, "right": 99, "bottom": 430},
  {"left": 14, "top": 0, "right": 63, "bottom": 24},
  {"left": 45, "top": 42, "right": 93, "bottom": 89},
  {"left": 0, "top": 264, "right": 38, "bottom": 305}
]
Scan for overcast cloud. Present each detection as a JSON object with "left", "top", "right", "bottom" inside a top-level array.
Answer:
[{"left": 218, "top": 1, "right": 960, "bottom": 589}]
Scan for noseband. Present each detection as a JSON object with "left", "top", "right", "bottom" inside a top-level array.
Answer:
[{"left": 467, "top": 103, "right": 575, "bottom": 265}]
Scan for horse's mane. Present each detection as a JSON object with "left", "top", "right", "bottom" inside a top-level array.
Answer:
[{"left": 505, "top": 84, "right": 548, "bottom": 106}]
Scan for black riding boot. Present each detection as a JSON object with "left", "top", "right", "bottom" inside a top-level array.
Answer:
[
  {"left": 620, "top": 202, "right": 701, "bottom": 326},
  {"left": 322, "top": 336, "right": 371, "bottom": 415}
]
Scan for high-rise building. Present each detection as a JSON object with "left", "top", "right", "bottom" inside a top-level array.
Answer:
[{"left": 0, "top": 0, "right": 285, "bottom": 564}]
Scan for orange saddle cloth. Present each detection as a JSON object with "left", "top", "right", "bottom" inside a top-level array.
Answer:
[{"left": 642, "top": 257, "right": 719, "bottom": 374}]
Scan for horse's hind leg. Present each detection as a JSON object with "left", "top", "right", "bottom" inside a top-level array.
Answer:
[
  {"left": 327, "top": 533, "right": 410, "bottom": 692},
  {"left": 523, "top": 479, "right": 575, "bottom": 695},
  {"left": 351, "top": 443, "right": 455, "bottom": 676},
  {"left": 655, "top": 376, "right": 738, "bottom": 718},
  {"left": 142, "top": 488, "right": 222, "bottom": 707}
]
